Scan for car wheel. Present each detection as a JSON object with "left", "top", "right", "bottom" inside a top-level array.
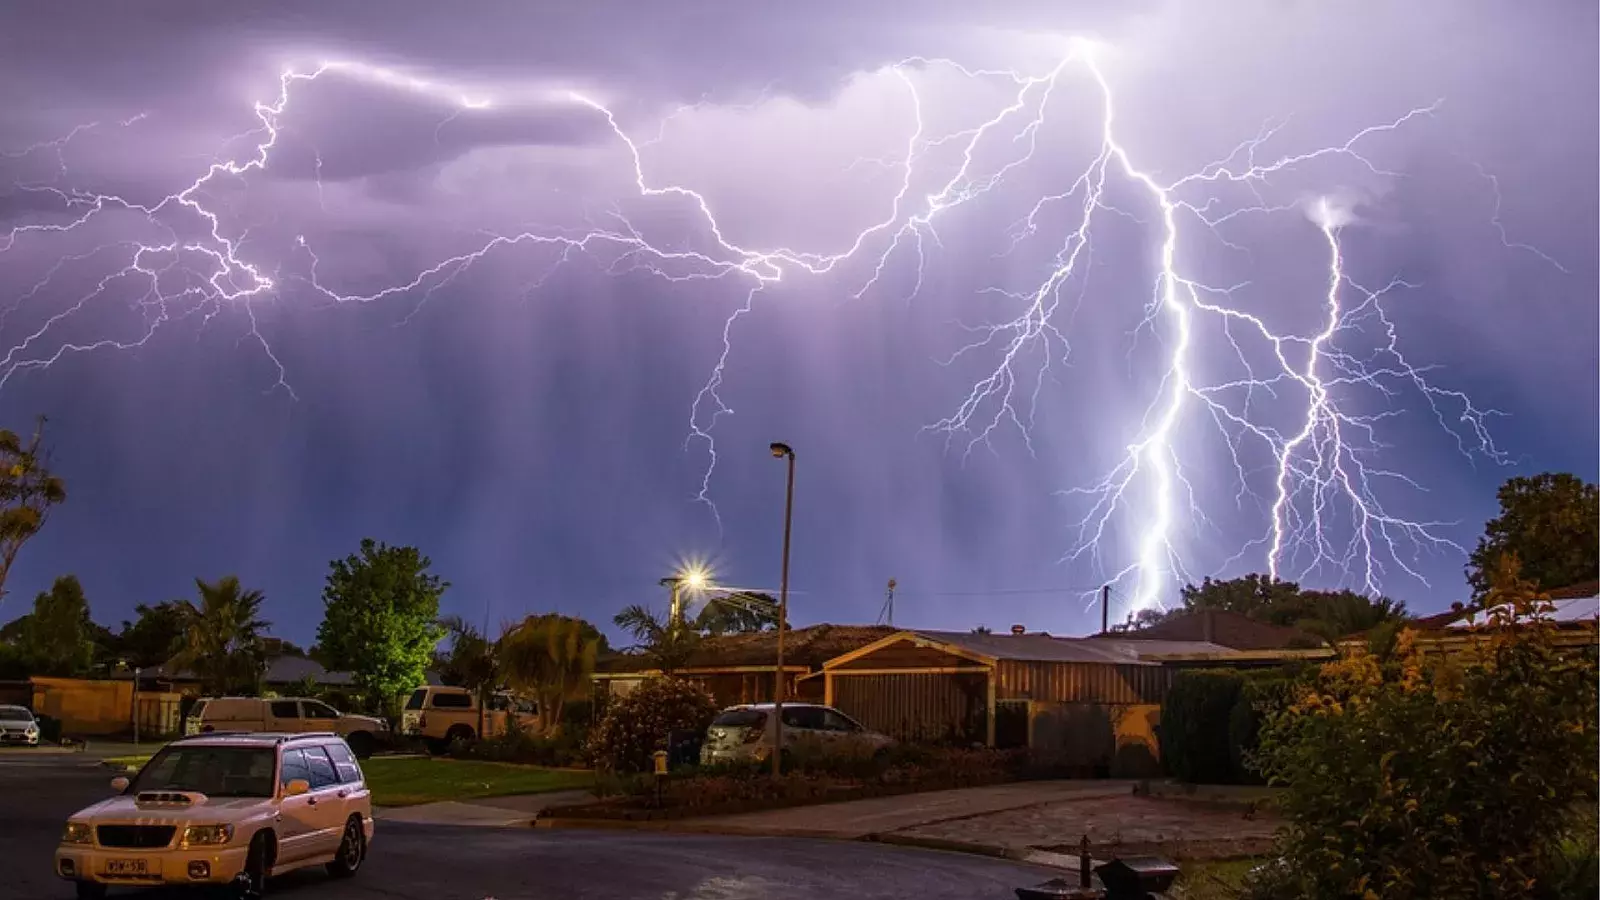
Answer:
[
  {"left": 232, "top": 832, "right": 271, "bottom": 899},
  {"left": 74, "top": 882, "right": 107, "bottom": 900},
  {"left": 326, "top": 815, "right": 366, "bottom": 878},
  {"left": 346, "top": 731, "right": 375, "bottom": 759},
  {"left": 445, "top": 725, "right": 475, "bottom": 746}
]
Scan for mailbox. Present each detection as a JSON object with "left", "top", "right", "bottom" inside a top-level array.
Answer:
[
  {"left": 1094, "top": 857, "right": 1180, "bottom": 899},
  {"left": 652, "top": 750, "right": 669, "bottom": 776}
]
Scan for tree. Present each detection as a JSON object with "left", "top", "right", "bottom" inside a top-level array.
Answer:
[
  {"left": 172, "top": 576, "right": 269, "bottom": 695},
  {"left": 0, "top": 418, "right": 67, "bottom": 608},
  {"left": 114, "top": 601, "right": 188, "bottom": 669},
  {"left": 1467, "top": 472, "right": 1599, "bottom": 599},
  {"left": 693, "top": 591, "right": 778, "bottom": 636},
  {"left": 971, "top": 625, "right": 993, "bottom": 635},
  {"left": 613, "top": 604, "right": 699, "bottom": 674},
  {"left": 1177, "top": 573, "right": 1407, "bottom": 640},
  {"left": 436, "top": 615, "right": 500, "bottom": 738},
  {"left": 10, "top": 575, "right": 96, "bottom": 676},
  {"left": 317, "top": 538, "right": 447, "bottom": 713},
  {"left": 588, "top": 676, "right": 718, "bottom": 773},
  {"left": 1249, "top": 554, "right": 1598, "bottom": 900},
  {"left": 499, "top": 614, "right": 599, "bottom": 735}
]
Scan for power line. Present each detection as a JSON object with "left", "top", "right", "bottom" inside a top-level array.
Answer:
[{"left": 894, "top": 585, "right": 1108, "bottom": 598}]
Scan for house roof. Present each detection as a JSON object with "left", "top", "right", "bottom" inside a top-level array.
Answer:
[
  {"left": 824, "top": 629, "right": 1248, "bottom": 670},
  {"left": 1090, "top": 609, "right": 1325, "bottom": 650},
  {"left": 135, "top": 654, "right": 354, "bottom": 686},
  {"left": 1341, "top": 580, "right": 1600, "bottom": 642},
  {"left": 597, "top": 624, "right": 898, "bottom": 674}
]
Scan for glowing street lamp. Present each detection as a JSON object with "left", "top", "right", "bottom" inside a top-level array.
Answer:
[{"left": 660, "top": 564, "right": 713, "bottom": 625}]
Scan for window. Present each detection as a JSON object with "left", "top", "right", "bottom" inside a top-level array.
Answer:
[
  {"left": 279, "top": 749, "right": 311, "bottom": 788},
  {"left": 270, "top": 701, "right": 300, "bottom": 719},
  {"left": 782, "top": 707, "right": 826, "bottom": 730},
  {"left": 300, "top": 746, "right": 340, "bottom": 790},
  {"left": 301, "top": 701, "right": 339, "bottom": 719},
  {"left": 404, "top": 689, "right": 426, "bottom": 711},
  {"left": 325, "top": 742, "right": 363, "bottom": 784},
  {"left": 430, "top": 692, "right": 472, "bottom": 709},
  {"left": 712, "top": 709, "right": 767, "bottom": 728},
  {"left": 821, "top": 710, "right": 861, "bottom": 733}
]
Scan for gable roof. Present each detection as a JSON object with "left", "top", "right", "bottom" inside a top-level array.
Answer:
[
  {"left": 135, "top": 654, "right": 353, "bottom": 686},
  {"left": 1092, "top": 609, "right": 1326, "bottom": 650},
  {"left": 825, "top": 629, "right": 1244, "bottom": 669}
]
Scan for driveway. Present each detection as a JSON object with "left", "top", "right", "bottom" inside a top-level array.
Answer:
[{"left": 0, "top": 753, "right": 1058, "bottom": 900}]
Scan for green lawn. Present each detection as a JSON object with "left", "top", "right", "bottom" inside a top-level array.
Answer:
[
  {"left": 102, "top": 753, "right": 591, "bottom": 808},
  {"left": 1173, "top": 858, "right": 1265, "bottom": 900}
]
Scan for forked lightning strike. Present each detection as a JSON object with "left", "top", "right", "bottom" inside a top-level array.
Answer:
[{"left": 0, "top": 39, "right": 1559, "bottom": 616}]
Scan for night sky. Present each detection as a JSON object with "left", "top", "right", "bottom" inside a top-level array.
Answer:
[{"left": 0, "top": 1, "right": 1594, "bottom": 646}]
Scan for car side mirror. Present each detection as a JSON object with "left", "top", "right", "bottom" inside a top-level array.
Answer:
[
  {"left": 284, "top": 779, "right": 311, "bottom": 797},
  {"left": 110, "top": 776, "right": 130, "bottom": 793}
]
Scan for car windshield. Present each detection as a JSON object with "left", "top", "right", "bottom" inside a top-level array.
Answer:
[
  {"left": 131, "top": 746, "right": 277, "bottom": 798},
  {"left": 404, "top": 689, "right": 426, "bottom": 711},
  {"left": 0, "top": 706, "right": 32, "bottom": 723}
]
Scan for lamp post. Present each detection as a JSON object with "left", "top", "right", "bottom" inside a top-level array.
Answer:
[
  {"left": 768, "top": 441, "right": 795, "bottom": 778},
  {"left": 660, "top": 567, "right": 709, "bottom": 626}
]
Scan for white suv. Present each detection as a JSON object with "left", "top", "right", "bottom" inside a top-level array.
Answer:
[
  {"left": 57, "top": 732, "right": 373, "bottom": 899},
  {"left": 184, "top": 697, "right": 390, "bottom": 758}
]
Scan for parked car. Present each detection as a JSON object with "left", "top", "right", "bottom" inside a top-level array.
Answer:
[
  {"left": 57, "top": 731, "right": 372, "bottom": 899},
  {"left": 0, "top": 705, "right": 40, "bottom": 746},
  {"left": 400, "top": 686, "right": 539, "bottom": 753},
  {"left": 700, "top": 702, "right": 894, "bottom": 767},
  {"left": 183, "top": 698, "right": 389, "bottom": 759}
]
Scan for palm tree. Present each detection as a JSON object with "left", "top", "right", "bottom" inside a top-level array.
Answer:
[
  {"left": 171, "top": 576, "right": 269, "bottom": 695},
  {"left": 612, "top": 604, "right": 698, "bottom": 674},
  {"left": 437, "top": 615, "right": 500, "bottom": 738},
  {"left": 500, "top": 614, "right": 599, "bottom": 735}
]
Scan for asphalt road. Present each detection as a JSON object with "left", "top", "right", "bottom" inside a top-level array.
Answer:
[{"left": 0, "top": 751, "right": 1053, "bottom": 900}]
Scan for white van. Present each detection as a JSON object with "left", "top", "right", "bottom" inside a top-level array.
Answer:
[{"left": 184, "top": 697, "right": 389, "bottom": 758}]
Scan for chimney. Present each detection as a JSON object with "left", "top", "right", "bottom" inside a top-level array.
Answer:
[
  {"left": 1202, "top": 610, "right": 1215, "bottom": 644},
  {"left": 1010, "top": 624, "right": 1026, "bottom": 635}
]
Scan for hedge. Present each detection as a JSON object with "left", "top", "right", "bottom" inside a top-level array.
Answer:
[{"left": 1160, "top": 666, "right": 1307, "bottom": 784}]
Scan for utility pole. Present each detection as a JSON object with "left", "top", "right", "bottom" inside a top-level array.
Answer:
[
  {"left": 878, "top": 578, "right": 897, "bottom": 627},
  {"left": 769, "top": 442, "right": 796, "bottom": 778},
  {"left": 1101, "top": 584, "right": 1110, "bottom": 635}
]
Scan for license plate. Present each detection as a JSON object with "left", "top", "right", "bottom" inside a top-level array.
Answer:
[{"left": 103, "top": 858, "right": 157, "bottom": 877}]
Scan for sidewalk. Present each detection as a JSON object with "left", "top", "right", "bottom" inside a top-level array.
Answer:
[{"left": 375, "top": 789, "right": 592, "bottom": 827}]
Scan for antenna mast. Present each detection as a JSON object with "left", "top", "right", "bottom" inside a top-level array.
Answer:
[{"left": 877, "top": 578, "right": 898, "bottom": 626}]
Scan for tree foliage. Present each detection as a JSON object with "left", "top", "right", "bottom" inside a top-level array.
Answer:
[
  {"left": 436, "top": 615, "right": 501, "bottom": 737},
  {"left": 7, "top": 575, "right": 97, "bottom": 676},
  {"left": 1176, "top": 573, "right": 1407, "bottom": 641},
  {"left": 114, "top": 600, "right": 189, "bottom": 669},
  {"left": 1248, "top": 555, "right": 1599, "bottom": 900},
  {"left": 588, "top": 676, "right": 718, "bottom": 773},
  {"left": 0, "top": 418, "right": 66, "bottom": 607},
  {"left": 172, "top": 576, "right": 269, "bottom": 695},
  {"left": 499, "top": 613, "right": 599, "bottom": 735},
  {"left": 613, "top": 604, "right": 699, "bottom": 674},
  {"left": 1467, "top": 472, "right": 1599, "bottom": 599},
  {"left": 317, "top": 538, "right": 447, "bottom": 711}
]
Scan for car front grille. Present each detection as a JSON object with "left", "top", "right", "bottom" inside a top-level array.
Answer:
[{"left": 96, "top": 825, "right": 176, "bottom": 848}]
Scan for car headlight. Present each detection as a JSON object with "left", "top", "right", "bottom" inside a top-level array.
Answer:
[
  {"left": 62, "top": 822, "right": 93, "bottom": 845},
  {"left": 181, "top": 824, "right": 234, "bottom": 846}
]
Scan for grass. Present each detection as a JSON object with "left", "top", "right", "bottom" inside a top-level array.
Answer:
[
  {"left": 102, "top": 753, "right": 591, "bottom": 808},
  {"left": 1173, "top": 858, "right": 1264, "bottom": 900}
]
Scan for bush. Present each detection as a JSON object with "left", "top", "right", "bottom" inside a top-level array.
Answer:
[
  {"left": 1249, "top": 565, "right": 1599, "bottom": 900},
  {"left": 1225, "top": 669, "right": 1299, "bottom": 784},
  {"left": 1160, "top": 669, "right": 1243, "bottom": 783},
  {"left": 588, "top": 677, "right": 718, "bottom": 773},
  {"left": 449, "top": 714, "right": 590, "bottom": 767}
]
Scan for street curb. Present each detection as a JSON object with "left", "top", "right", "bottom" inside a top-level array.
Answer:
[
  {"left": 533, "top": 817, "right": 853, "bottom": 839},
  {"left": 860, "top": 832, "right": 1024, "bottom": 861}
]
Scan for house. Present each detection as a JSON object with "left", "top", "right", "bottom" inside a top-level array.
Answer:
[
  {"left": 1339, "top": 580, "right": 1599, "bottom": 656},
  {"left": 591, "top": 624, "right": 897, "bottom": 708},
  {"left": 815, "top": 625, "right": 1325, "bottom": 776}
]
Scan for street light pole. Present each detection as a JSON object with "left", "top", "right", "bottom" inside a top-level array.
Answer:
[{"left": 769, "top": 442, "right": 795, "bottom": 778}]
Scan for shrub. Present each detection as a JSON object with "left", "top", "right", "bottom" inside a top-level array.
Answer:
[
  {"left": 1225, "top": 669, "right": 1299, "bottom": 783},
  {"left": 1248, "top": 561, "right": 1599, "bottom": 900},
  {"left": 1159, "top": 669, "right": 1243, "bottom": 783},
  {"left": 588, "top": 677, "right": 717, "bottom": 773},
  {"left": 450, "top": 714, "right": 590, "bottom": 767}
]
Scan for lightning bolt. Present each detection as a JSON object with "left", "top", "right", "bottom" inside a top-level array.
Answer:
[{"left": 0, "top": 39, "right": 1562, "bottom": 615}]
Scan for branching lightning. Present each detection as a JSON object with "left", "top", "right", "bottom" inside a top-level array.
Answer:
[{"left": 0, "top": 38, "right": 1563, "bottom": 616}]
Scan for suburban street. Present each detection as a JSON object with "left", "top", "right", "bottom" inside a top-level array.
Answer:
[{"left": 0, "top": 752, "right": 1055, "bottom": 900}]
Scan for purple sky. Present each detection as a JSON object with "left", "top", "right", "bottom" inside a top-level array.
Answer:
[{"left": 0, "top": 1, "right": 1594, "bottom": 645}]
